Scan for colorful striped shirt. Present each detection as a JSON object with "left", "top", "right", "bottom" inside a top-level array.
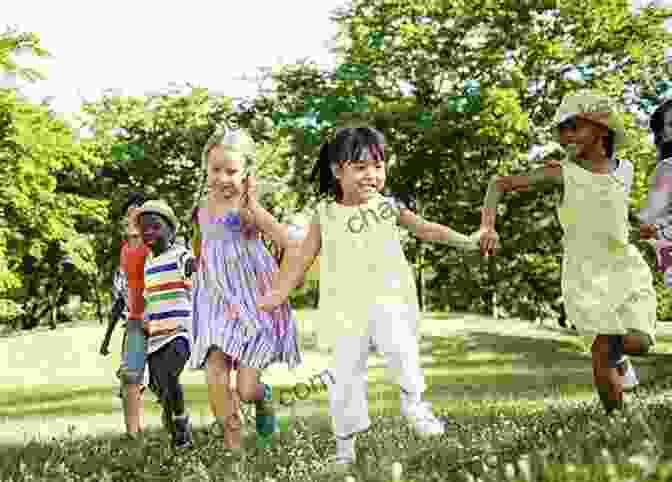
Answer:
[{"left": 143, "top": 246, "right": 193, "bottom": 355}]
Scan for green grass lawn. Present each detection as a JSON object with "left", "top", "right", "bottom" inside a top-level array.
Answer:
[{"left": 3, "top": 311, "right": 672, "bottom": 481}]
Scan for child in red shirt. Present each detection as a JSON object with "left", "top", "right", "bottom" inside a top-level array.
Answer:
[{"left": 118, "top": 193, "right": 152, "bottom": 437}]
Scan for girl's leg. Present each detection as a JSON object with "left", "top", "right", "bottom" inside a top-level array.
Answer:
[
  {"left": 327, "top": 331, "right": 370, "bottom": 467},
  {"left": 237, "top": 367, "right": 278, "bottom": 438},
  {"left": 370, "top": 304, "right": 443, "bottom": 436},
  {"left": 592, "top": 335, "right": 624, "bottom": 414},
  {"left": 120, "top": 320, "right": 145, "bottom": 435},
  {"left": 123, "top": 384, "right": 144, "bottom": 434},
  {"left": 206, "top": 350, "right": 240, "bottom": 449},
  {"left": 237, "top": 367, "right": 266, "bottom": 402}
]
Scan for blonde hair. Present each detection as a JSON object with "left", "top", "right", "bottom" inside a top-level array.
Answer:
[
  {"left": 191, "top": 126, "right": 256, "bottom": 213},
  {"left": 201, "top": 127, "right": 256, "bottom": 171}
]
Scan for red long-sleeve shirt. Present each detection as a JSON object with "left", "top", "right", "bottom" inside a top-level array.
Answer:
[{"left": 120, "top": 240, "right": 152, "bottom": 320}]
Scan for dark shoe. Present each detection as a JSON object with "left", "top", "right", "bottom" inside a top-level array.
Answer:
[
  {"left": 162, "top": 403, "right": 175, "bottom": 441},
  {"left": 174, "top": 415, "right": 193, "bottom": 449}
]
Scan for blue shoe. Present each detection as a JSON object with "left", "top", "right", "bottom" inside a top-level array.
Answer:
[{"left": 255, "top": 384, "right": 279, "bottom": 438}]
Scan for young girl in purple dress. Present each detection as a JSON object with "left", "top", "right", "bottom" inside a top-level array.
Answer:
[{"left": 188, "top": 127, "right": 301, "bottom": 450}]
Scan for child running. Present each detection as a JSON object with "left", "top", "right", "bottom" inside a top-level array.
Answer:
[
  {"left": 188, "top": 127, "right": 301, "bottom": 451},
  {"left": 258, "top": 126, "right": 484, "bottom": 471},
  {"left": 115, "top": 192, "right": 153, "bottom": 437},
  {"left": 479, "top": 91, "right": 656, "bottom": 414},
  {"left": 544, "top": 111, "right": 638, "bottom": 389},
  {"left": 128, "top": 199, "right": 195, "bottom": 448}
]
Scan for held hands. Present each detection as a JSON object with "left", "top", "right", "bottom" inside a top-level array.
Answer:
[
  {"left": 495, "top": 176, "right": 530, "bottom": 193},
  {"left": 127, "top": 207, "right": 142, "bottom": 238},
  {"left": 241, "top": 175, "right": 257, "bottom": 225},
  {"left": 257, "top": 288, "right": 290, "bottom": 312},
  {"left": 479, "top": 228, "right": 499, "bottom": 257},
  {"left": 640, "top": 224, "right": 657, "bottom": 240},
  {"left": 479, "top": 207, "right": 499, "bottom": 257},
  {"left": 244, "top": 175, "right": 257, "bottom": 202}
]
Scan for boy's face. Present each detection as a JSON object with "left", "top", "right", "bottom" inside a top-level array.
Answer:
[{"left": 140, "top": 213, "right": 174, "bottom": 254}]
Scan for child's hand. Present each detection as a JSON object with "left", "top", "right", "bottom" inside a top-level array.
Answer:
[
  {"left": 258, "top": 289, "right": 289, "bottom": 312},
  {"left": 245, "top": 175, "right": 257, "bottom": 202},
  {"left": 127, "top": 207, "right": 142, "bottom": 238},
  {"left": 480, "top": 228, "right": 499, "bottom": 257},
  {"left": 640, "top": 224, "right": 657, "bottom": 240},
  {"left": 495, "top": 176, "right": 529, "bottom": 193}
]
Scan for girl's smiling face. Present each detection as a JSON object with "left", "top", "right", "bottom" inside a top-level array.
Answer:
[
  {"left": 558, "top": 116, "right": 608, "bottom": 160},
  {"left": 557, "top": 117, "right": 576, "bottom": 146},
  {"left": 334, "top": 155, "right": 386, "bottom": 205},
  {"left": 207, "top": 145, "right": 246, "bottom": 200}
]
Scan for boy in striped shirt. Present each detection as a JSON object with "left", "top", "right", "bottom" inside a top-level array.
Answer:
[{"left": 136, "top": 199, "right": 194, "bottom": 449}]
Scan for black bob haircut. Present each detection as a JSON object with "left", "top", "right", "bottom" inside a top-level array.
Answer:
[{"left": 310, "top": 127, "right": 386, "bottom": 200}]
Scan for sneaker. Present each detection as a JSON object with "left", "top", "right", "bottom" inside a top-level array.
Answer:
[
  {"left": 173, "top": 415, "right": 194, "bottom": 449},
  {"left": 401, "top": 398, "right": 445, "bottom": 436},
  {"left": 621, "top": 358, "right": 640, "bottom": 391},
  {"left": 255, "top": 384, "right": 279, "bottom": 437},
  {"left": 325, "top": 455, "right": 355, "bottom": 473},
  {"left": 325, "top": 437, "right": 356, "bottom": 473}
]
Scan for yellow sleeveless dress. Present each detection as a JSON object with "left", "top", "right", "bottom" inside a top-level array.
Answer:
[
  {"left": 316, "top": 194, "right": 420, "bottom": 348},
  {"left": 558, "top": 159, "right": 656, "bottom": 341}
]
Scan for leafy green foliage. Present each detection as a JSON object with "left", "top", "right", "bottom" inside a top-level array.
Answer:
[
  {"left": 245, "top": 0, "right": 672, "bottom": 320},
  {"left": 0, "top": 85, "right": 106, "bottom": 326},
  {"left": 0, "top": 27, "right": 50, "bottom": 82}
]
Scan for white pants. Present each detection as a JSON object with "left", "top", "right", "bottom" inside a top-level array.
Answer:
[{"left": 327, "top": 303, "right": 425, "bottom": 438}]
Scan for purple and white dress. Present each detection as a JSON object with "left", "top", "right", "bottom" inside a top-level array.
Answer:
[{"left": 188, "top": 206, "right": 302, "bottom": 371}]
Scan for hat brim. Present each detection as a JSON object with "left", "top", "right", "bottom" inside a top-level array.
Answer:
[
  {"left": 570, "top": 113, "right": 626, "bottom": 146},
  {"left": 138, "top": 208, "right": 179, "bottom": 230}
]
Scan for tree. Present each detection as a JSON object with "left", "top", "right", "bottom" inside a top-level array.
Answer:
[
  {"left": 79, "top": 87, "right": 303, "bottom": 295},
  {"left": 244, "top": 0, "right": 672, "bottom": 320},
  {"left": 0, "top": 88, "right": 107, "bottom": 327},
  {"left": 0, "top": 26, "right": 50, "bottom": 82}
]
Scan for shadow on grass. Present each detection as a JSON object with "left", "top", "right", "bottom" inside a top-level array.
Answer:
[
  {"left": 5, "top": 330, "right": 672, "bottom": 437},
  {"left": 364, "top": 332, "right": 672, "bottom": 412}
]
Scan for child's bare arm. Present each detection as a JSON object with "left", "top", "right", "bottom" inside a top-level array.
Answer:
[
  {"left": 258, "top": 217, "right": 320, "bottom": 311},
  {"left": 126, "top": 208, "right": 144, "bottom": 247},
  {"left": 279, "top": 218, "right": 320, "bottom": 293},
  {"left": 247, "top": 199, "right": 292, "bottom": 250},
  {"left": 398, "top": 208, "right": 480, "bottom": 250},
  {"left": 481, "top": 166, "right": 562, "bottom": 228}
]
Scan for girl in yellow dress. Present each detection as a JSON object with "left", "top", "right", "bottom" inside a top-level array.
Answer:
[
  {"left": 258, "top": 126, "right": 484, "bottom": 471},
  {"left": 479, "top": 91, "right": 656, "bottom": 414}
]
